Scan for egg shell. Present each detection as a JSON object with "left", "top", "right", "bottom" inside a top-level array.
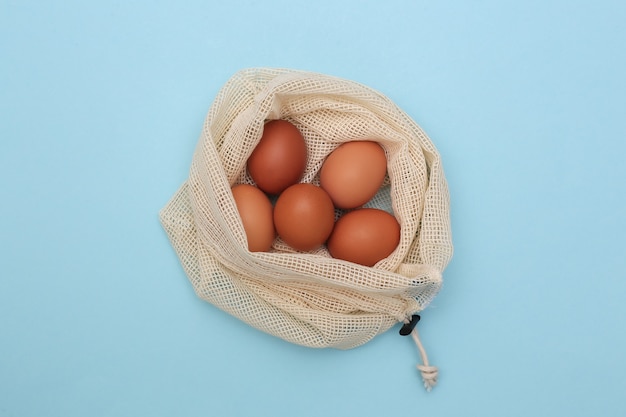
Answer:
[
  {"left": 327, "top": 208, "right": 400, "bottom": 267},
  {"left": 231, "top": 184, "right": 275, "bottom": 252},
  {"left": 247, "top": 120, "right": 307, "bottom": 195},
  {"left": 273, "top": 183, "right": 335, "bottom": 252},
  {"left": 320, "top": 141, "right": 387, "bottom": 209}
]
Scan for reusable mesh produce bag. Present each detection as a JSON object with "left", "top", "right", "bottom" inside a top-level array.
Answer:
[{"left": 160, "top": 68, "right": 453, "bottom": 390}]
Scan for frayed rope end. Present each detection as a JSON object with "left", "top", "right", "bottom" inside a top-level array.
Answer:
[
  {"left": 400, "top": 315, "right": 439, "bottom": 392},
  {"left": 417, "top": 364, "right": 438, "bottom": 392}
]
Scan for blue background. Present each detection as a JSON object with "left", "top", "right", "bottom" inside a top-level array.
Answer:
[{"left": 2, "top": 1, "right": 625, "bottom": 416}]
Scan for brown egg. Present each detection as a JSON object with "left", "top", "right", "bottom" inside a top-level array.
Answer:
[
  {"left": 327, "top": 208, "right": 400, "bottom": 267},
  {"left": 273, "top": 183, "right": 335, "bottom": 252},
  {"left": 320, "top": 141, "right": 387, "bottom": 209},
  {"left": 231, "top": 184, "right": 275, "bottom": 252},
  {"left": 247, "top": 119, "right": 307, "bottom": 195}
]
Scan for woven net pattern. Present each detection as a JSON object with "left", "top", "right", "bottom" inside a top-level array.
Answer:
[{"left": 160, "top": 68, "right": 453, "bottom": 349}]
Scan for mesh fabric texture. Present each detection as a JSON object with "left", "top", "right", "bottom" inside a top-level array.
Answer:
[{"left": 160, "top": 68, "right": 453, "bottom": 349}]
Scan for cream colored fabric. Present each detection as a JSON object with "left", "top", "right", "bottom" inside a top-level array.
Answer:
[{"left": 160, "top": 68, "right": 453, "bottom": 350}]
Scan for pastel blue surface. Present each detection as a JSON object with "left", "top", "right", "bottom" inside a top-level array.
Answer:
[{"left": 2, "top": 1, "right": 625, "bottom": 416}]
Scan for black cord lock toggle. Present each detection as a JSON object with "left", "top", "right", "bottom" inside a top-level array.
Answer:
[{"left": 399, "top": 314, "right": 421, "bottom": 336}]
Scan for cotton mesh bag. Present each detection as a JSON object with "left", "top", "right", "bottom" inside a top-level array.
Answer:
[{"left": 160, "top": 68, "right": 453, "bottom": 390}]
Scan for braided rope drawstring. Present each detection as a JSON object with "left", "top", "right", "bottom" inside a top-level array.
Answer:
[{"left": 401, "top": 315, "right": 438, "bottom": 391}]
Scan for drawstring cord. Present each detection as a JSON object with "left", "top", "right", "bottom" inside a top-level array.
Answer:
[{"left": 401, "top": 315, "right": 438, "bottom": 391}]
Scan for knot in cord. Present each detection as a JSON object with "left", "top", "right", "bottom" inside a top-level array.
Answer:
[
  {"left": 416, "top": 364, "right": 438, "bottom": 392},
  {"left": 401, "top": 315, "right": 439, "bottom": 391}
]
